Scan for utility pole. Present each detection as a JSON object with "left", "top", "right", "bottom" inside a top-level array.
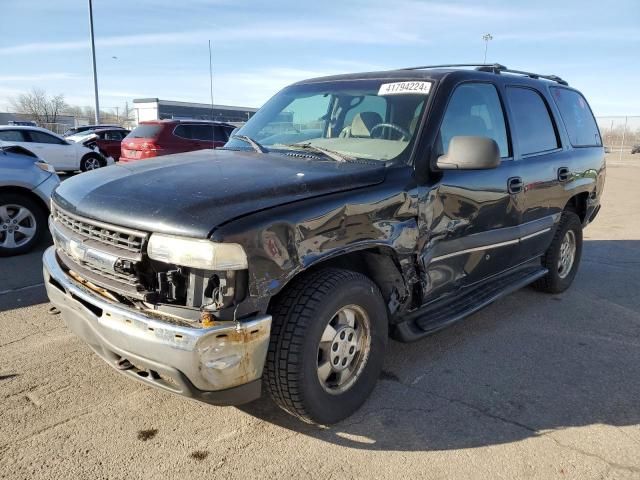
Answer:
[
  {"left": 482, "top": 33, "right": 493, "bottom": 64},
  {"left": 209, "top": 40, "right": 215, "bottom": 148},
  {"left": 88, "top": 0, "right": 100, "bottom": 124},
  {"left": 619, "top": 116, "right": 628, "bottom": 162}
]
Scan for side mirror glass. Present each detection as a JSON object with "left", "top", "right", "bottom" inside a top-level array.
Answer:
[{"left": 437, "top": 136, "right": 500, "bottom": 170}]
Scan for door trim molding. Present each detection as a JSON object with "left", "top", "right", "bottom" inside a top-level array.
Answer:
[{"left": 429, "top": 216, "right": 557, "bottom": 263}]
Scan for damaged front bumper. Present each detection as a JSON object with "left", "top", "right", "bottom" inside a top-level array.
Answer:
[{"left": 42, "top": 246, "right": 272, "bottom": 405}]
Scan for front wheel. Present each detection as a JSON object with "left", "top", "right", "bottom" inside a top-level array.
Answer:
[
  {"left": 533, "top": 211, "right": 583, "bottom": 293},
  {"left": 265, "top": 268, "right": 388, "bottom": 424},
  {"left": 0, "top": 193, "right": 47, "bottom": 256},
  {"left": 80, "top": 153, "right": 104, "bottom": 172}
]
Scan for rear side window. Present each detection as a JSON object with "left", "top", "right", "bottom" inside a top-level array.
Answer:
[
  {"left": 439, "top": 83, "right": 509, "bottom": 157},
  {"left": 128, "top": 124, "right": 163, "bottom": 139},
  {"left": 214, "top": 126, "right": 230, "bottom": 141},
  {"left": 506, "top": 87, "right": 559, "bottom": 156},
  {"left": 550, "top": 88, "right": 601, "bottom": 147},
  {"left": 173, "top": 124, "right": 193, "bottom": 139},
  {"left": 0, "top": 130, "right": 27, "bottom": 142}
]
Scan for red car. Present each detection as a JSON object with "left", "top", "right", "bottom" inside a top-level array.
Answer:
[
  {"left": 120, "top": 120, "right": 235, "bottom": 163},
  {"left": 82, "top": 128, "right": 130, "bottom": 162}
]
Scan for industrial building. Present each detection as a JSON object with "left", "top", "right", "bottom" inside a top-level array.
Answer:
[{"left": 132, "top": 98, "right": 258, "bottom": 125}]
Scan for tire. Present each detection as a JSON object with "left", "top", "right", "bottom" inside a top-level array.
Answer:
[
  {"left": 265, "top": 268, "right": 388, "bottom": 424},
  {"left": 0, "top": 193, "right": 47, "bottom": 256},
  {"left": 533, "top": 211, "right": 583, "bottom": 293},
  {"left": 80, "top": 153, "right": 105, "bottom": 172}
]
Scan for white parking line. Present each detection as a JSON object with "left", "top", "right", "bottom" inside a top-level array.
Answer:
[{"left": 0, "top": 282, "right": 45, "bottom": 296}]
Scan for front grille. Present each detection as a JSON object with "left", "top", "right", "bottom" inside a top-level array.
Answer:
[
  {"left": 52, "top": 204, "right": 148, "bottom": 254},
  {"left": 57, "top": 249, "right": 150, "bottom": 300},
  {"left": 78, "top": 257, "right": 140, "bottom": 288}
]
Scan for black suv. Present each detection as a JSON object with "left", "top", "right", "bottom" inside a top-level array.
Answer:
[{"left": 44, "top": 64, "right": 605, "bottom": 424}]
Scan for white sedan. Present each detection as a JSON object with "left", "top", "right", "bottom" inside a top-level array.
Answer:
[{"left": 0, "top": 125, "right": 113, "bottom": 172}]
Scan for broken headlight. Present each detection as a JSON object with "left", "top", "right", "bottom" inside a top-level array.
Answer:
[{"left": 147, "top": 233, "right": 248, "bottom": 270}]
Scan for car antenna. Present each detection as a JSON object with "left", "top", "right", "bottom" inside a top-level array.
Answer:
[{"left": 209, "top": 39, "right": 215, "bottom": 149}]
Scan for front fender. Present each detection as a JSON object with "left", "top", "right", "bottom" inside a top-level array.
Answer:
[{"left": 212, "top": 167, "right": 419, "bottom": 299}]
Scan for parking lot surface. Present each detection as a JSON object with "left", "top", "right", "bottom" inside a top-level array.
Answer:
[{"left": 1, "top": 161, "right": 639, "bottom": 479}]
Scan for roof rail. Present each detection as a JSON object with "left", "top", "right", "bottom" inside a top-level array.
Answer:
[
  {"left": 400, "top": 63, "right": 569, "bottom": 86},
  {"left": 401, "top": 63, "right": 507, "bottom": 72}
]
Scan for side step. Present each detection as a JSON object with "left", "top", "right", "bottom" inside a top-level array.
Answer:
[{"left": 393, "top": 266, "right": 548, "bottom": 342}]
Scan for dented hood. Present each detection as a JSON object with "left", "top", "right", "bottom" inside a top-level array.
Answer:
[{"left": 52, "top": 149, "right": 386, "bottom": 238}]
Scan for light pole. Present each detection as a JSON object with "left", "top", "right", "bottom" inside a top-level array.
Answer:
[
  {"left": 88, "top": 0, "right": 100, "bottom": 124},
  {"left": 482, "top": 33, "right": 493, "bottom": 64}
]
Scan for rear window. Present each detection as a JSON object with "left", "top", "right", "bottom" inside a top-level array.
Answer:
[
  {"left": 127, "top": 124, "right": 163, "bottom": 139},
  {"left": 506, "top": 87, "right": 559, "bottom": 156},
  {"left": 550, "top": 87, "right": 602, "bottom": 147}
]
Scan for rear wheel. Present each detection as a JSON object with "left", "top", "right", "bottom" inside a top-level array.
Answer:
[
  {"left": 80, "top": 153, "right": 104, "bottom": 171},
  {"left": 0, "top": 193, "right": 47, "bottom": 256},
  {"left": 533, "top": 211, "right": 583, "bottom": 293},
  {"left": 265, "top": 268, "right": 387, "bottom": 424}
]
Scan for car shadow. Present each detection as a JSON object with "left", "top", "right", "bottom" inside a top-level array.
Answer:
[
  {"left": 239, "top": 239, "right": 640, "bottom": 451},
  {"left": 0, "top": 235, "right": 52, "bottom": 313}
]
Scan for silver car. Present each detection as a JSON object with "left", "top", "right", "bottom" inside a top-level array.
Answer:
[{"left": 0, "top": 145, "right": 59, "bottom": 256}]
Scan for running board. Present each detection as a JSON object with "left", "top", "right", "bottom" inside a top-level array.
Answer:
[{"left": 392, "top": 266, "right": 548, "bottom": 342}]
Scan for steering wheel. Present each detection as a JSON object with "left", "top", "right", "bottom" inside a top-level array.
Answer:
[{"left": 369, "top": 123, "right": 411, "bottom": 141}]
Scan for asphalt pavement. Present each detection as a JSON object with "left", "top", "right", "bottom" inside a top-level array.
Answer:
[{"left": 1, "top": 162, "right": 639, "bottom": 479}]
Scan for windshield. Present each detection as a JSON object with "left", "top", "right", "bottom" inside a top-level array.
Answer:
[{"left": 226, "top": 79, "right": 431, "bottom": 162}]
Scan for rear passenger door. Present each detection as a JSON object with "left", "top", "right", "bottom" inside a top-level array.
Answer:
[
  {"left": 420, "top": 82, "right": 523, "bottom": 301},
  {"left": 505, "top": 86, "right": 566, "bottom": 262}
]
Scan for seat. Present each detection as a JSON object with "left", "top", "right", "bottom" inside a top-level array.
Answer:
[{"left": 345, "top": 112, "right": 383, "bottom": 138}]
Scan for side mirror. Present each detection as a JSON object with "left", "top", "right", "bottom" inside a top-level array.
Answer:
[{"left": 436, "top": 136, "right": 500, "bottom": 170}]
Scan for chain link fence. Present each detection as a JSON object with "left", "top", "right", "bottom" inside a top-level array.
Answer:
[{"left": 596, "top": 116, "right": 640, "bottom": 162}]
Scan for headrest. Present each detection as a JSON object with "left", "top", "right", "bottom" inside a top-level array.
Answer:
[{"left": 350, "top": 112, "right": 383, "bottom": 137}]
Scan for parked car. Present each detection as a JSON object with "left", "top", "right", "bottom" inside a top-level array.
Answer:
[
  {"left": 63, "top": 124, "right": 124, "bottom": 137},
  {"left": 0, "top": 145, "right": 59, "bottom": 256},
  {"left": 632, "top": 144, "right": 640, "bottom": 154},
  {"left": 0, "top": 126, "right": 113, "bottom": 172},
  {"left": 119, "top": 120, "right": 235, "bottom": 162},
  {"left": 67, "top": 128, "right": 130, "bottom": 162},
  {"left": 44, "top": 64, "right": 605, "bottom": 424},
  {"left": 8, "top": 120, "right": 37, "bottom": 127}
]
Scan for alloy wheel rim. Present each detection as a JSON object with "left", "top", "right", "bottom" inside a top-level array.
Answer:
[
  {"left": 85, "top": 157, "right": 101, "bottom": 170},
  {"left": 557, "top": 230, "right": 576, "bottom": 279},
  {"left": 0, "top": 204, "right": 37, "bottom": 249},
  {"left": 317, "top": 304, "right": 371, "bottom": 395}
]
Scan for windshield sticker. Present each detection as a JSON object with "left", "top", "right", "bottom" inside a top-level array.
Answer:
[{"left": 378, "top": 81, "right": 431, "bottom": 96}]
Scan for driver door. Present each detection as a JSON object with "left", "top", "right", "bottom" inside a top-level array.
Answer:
[{"left": 418, "top": 82, "right": 523, "bottom": 302}]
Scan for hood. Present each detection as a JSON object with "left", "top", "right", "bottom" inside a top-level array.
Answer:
[{"left": 53, "top": 149, "right": 386, "bottom": 238}]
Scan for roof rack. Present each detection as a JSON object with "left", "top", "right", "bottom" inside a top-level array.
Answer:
[{"left": 400, "top": 63, "right": 568, "bottom": 86}]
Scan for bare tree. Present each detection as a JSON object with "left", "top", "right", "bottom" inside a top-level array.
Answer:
[{"left": 9, "top": 88, "right": 68, "bottom": 124}]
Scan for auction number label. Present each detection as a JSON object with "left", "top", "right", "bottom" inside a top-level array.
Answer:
[{"left": 378, "top": 81, "right": 432, "bottom": 96}]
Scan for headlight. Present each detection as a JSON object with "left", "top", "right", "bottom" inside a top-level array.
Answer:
[
  {"left": 147, "top": 233, "right": 248, "bottom": 270},
  {"left": 35, "top": 161, "right": 56, "bottom": 173}
]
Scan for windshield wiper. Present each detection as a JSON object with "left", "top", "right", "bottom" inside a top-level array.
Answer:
[
  {"left": 231, "top": 134, "right": 268, "bottom": 153},
  {"left": 282, "top": 143, "right": 352, "bottom": 163}
]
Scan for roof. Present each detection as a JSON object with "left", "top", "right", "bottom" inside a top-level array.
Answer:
[
  {"left": 139, "top": 119, "right": 235, "bottom": 127},
  {"left": 293, "top": 63, "right": 570, "bottom": 88},
  {"left": 133, "top": 98, "right": 259, "bottom": 112},
  {"left": 0, "top": 125, "right": 64, "bottom": 136}
]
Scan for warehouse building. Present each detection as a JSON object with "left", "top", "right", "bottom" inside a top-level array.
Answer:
[{"left": 133, "top": 98, "right": 258, "bottom": 125}]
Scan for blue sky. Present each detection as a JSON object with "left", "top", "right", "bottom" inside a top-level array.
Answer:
[{"left": 0, "top": 0, "right": 638, "bottom": 116}]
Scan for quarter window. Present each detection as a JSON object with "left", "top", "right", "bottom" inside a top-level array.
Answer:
[
  {"left": 439, "top": 83, "right": 509, "bottom": 157},
  {"left": 506, "top": 87, "right": 559, "bottom": 156},
  {"left": 550, "top": 87, "right": 601, "bottom": 147}
]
